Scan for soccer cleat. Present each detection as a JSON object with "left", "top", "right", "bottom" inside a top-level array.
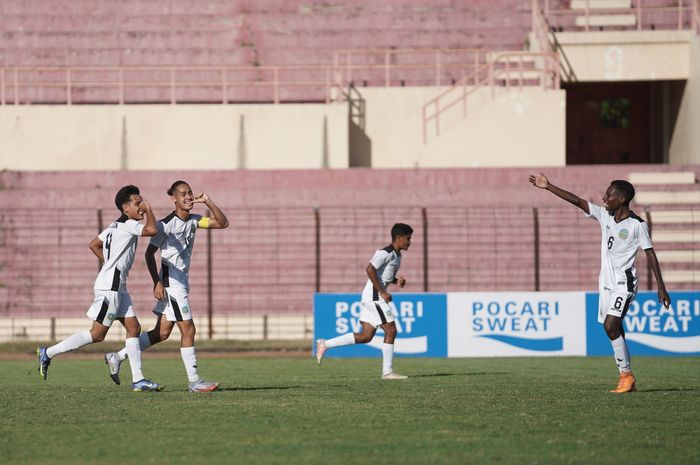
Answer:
[
  {"left": 609, "top": 371, "right": 636, "bottom": 393},
  {"left": 315, "top": 339, "right": 327, "bottom": 365},
  {"left": 37, "top": 347, "right": 51, "bottom": 380},
  {"left": 131, "top": 379, "right": 164, "bottom": 392},
  {"left": 381, "top": 372, "right": 408, "bottom": 380},
  {"left": 104, "top": 352, "right": 122, "bottom": 385},
  {"left": 188, "top": 379, "right": 220, "bottom": 393}
]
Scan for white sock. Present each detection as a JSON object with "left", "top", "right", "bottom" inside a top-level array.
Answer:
[
  {"left": 181, "top": 346, "right": 200, "bottom": 383},
  {"left": 611, "top": 335, "right": 631, "bottom": 373},
  {"left": 324, "top": 332, "right": 356, "bottom": 349},
  {"left": 117, "top": 332, "right": 151, "bottom": 361},
  {"left": 382, "top": 343, "right": 394, "bottom": 375},
  {"left": 125, "top": 337, "right": 144, "bottom": 382},
  {"left": 46, "top": 330, "right": 93, "bottom": 358}
]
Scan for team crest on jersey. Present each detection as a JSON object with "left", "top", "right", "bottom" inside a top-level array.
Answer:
[
  {"left": 618, "top": 229, "right": 629, "bottom": 240},
  {"left": 107, "top": 313, "right": 116, "bottom": 321},
  {"left": 182, "top": 306, "right": 190, "bottom": 314}
]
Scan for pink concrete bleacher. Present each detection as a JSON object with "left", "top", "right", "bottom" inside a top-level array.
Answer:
[
  {"left": 1, "top": 165, "right": 698, "bottom": 318},
  {"left": 0, "top": 0, "right": 531, "bottom": 102}
]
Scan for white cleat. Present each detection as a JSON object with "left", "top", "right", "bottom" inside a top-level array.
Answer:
[
  {"left": 188, "top": 379, "right": 220, "bottom": 393},
  {"left": 382, "top": 372, "right": 408, "bottom": 380},
  {"left": 104, "top": 352, "right": 122, "bottom": 385},
  {"left": 315, "top": 339, "right": 327, "bottom": 365}
]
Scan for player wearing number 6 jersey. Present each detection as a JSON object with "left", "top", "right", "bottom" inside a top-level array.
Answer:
[
  {"left": 36, "top": 185, "right": 163, "bottom": 392},
  {"left": 530, "top": 174, "right": 671, "bottom": 393},
  {"left": 105, "top": 180, "right": 229, "bottom": 392}
]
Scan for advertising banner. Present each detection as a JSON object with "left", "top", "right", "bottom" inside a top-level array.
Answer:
[
  {"left": 447, "top": 292, "right": 587, "bottom": 357},
  {"left": 313, "top": 293, "right": 448, "bottom": 357},
  {"left": 586, "top": 291, "right": 700, "bottom": 356}
]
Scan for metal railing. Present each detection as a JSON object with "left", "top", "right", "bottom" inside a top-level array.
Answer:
[
  {"left": 0, "top": 49, "right": 498, "bottom": 105},
  {"left": 3, "top": 204, "right": 693, "bottom": 333},
  {"left": 538, "top": 0, "right": 700, "bottom": 33},
  {"left": 421, "top": 51, "right": 560, "bottom": 143}
]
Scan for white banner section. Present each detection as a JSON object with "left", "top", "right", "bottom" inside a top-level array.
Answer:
[{"left": 447, "top": 292, "right": 587, "bottom": 357}]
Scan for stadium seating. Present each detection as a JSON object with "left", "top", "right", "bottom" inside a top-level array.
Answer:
[{"left": 1, "top": 165, "right": 698, "bottom": 318}]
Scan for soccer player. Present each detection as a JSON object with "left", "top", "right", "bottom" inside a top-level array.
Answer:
[
  {"left": 316, "top": 223, "right": 413, "bottom": 380},
  {"left": 104, "top": 180, "right": 229, "bottom": 393},
  {"left": 37, "top": 185, "right": 163, "bottom": 392},
  {"left": 529, "top": 174, "right": 671, "bottom": 393}
]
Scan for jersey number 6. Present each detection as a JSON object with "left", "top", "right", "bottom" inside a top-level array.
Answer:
[{"left": 607, "top": 236, "right": 614, "bottom": 250}]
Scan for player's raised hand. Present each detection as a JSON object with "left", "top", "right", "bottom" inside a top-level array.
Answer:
[
  {"left": 139, "top": 199, "right": 152, "bottom": 212},
  {"left": 529, "top": 173, "right": 549, "bottom": 189},
  {"left": 192, "top": 192, "right": 210, "bottom": 204},
  {"left": 397, "top": 276, "right": 407, "bottom": 288}
]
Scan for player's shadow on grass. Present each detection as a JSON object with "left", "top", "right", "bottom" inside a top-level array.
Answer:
[
  {"left": 637, "top": 387, "right": 697, "bottom": 393},
  {"left": 218, "top": 385, "right": 303, "bottom": 392},
  {"left": 410, "top": 372, "right": 510, "bottom": 378}
]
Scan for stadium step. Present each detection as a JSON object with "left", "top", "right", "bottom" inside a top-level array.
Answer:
[
  {"left": 575, "top": 14, "right": 636, "bottom": 27},
  {"left": 635, "top": 191, "right": 700, "bottom": 205},
  {"left": 655, "top": 250, "right": 700, "bottom": 263},
  {"left": 570, "top": 0, "right": 631, "bottom": 9},
  {"left": 628, "top": 171, "right": 696, "bottom": 185}
]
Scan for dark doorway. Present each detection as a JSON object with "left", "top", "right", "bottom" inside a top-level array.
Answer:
[{"left": 564, "top": 81, "right": 685, "bottom": 165}]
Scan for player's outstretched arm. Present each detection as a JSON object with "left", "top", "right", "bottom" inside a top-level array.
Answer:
[
  {"left": 366, "top": 263, "right": 392, "bottom": 302},
  {"left": 140, "top": 200, "right": 158, "bottom": 236},
  {"left": 145, "top": 244, "right": 166, "bottom": 301},
  {"left": 192, "top": 192, "right": 229, "bottom": 229},
  {"left": 529, "top": 173, "right": 590, "bottom": 214},
  {"left": 89, "top": 237, "right": 104, "bottom": 262},
  {"left": 645, "top": 248, "right": 671, "bottom": 308}
]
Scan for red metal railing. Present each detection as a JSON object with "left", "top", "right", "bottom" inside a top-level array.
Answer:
[
  {"left": 422, "top": 51, "right": 560, "bottom": 143},
  {"left": 538, "top": 0, "right": 699, "bottom": 33},
  {"left": 333, "top": 49, "right": 489, "bottom": 87},
  {"left": 0, "top": 49, "right": 498, "bottom": 105}
]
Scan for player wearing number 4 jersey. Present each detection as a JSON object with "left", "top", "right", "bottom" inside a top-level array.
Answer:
[
  {"left": 530, "top": 174, "right": 671, "bottom": 393},
  {"left": 36, "top": 185, "right": 163, "bottom": 392},
  {"left": 105, "top": 180, "right": 229, "bottom": 393}
]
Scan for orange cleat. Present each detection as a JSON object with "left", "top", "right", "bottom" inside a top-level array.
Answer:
[{"left": 609, "top": 371, "right": 636, "bottom": 393}]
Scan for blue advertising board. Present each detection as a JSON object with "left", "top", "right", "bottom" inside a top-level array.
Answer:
[
  {"left": 313, "top": 293, "right": 448, "bottom": 357},
  {"left": 586, "top": 291, "right": 700, "bottom": 356}
]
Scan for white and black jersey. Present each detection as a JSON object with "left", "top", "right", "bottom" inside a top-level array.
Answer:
[
  {"left": 586, "top": 202, "right": 653, "bottom": 293},
  {"left": 93, "top": 215, "right": 144, "bottom": 292},
  {"left": 361, "top": 245, "right": 402, "bottom": 302},
  {"left": 151, "top": 212, "right": 208, "bottom": 291}
]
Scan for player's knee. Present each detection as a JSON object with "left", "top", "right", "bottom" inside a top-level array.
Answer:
[
  {"left": 91, "top": 332, "right": 106, "bottom": 343},
  {"left": 158, "top": 329, "right": 171, "bottom": 341},
  {"left": 603, "top": 323, "right": 620, "bottom": 340},
  {"left": 384, "top": 324, "right": 397, "bottom": 338},
  {"left": 355, "top": 333, "right": 372, "bottom": 343},
  {"left": 127, "top": 323, "right": 141, "bottom": 337}
]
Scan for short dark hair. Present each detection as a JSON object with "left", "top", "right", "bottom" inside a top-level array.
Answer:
[
  {"left": 611, "top": 180, "right": 635, "bottom": 204},
  {"left": 167, "top": 180, "right": 189, "bottom": 196},
  {"left": 114, "top": 185, "right": 140, "bottom": 212},
  {"left": 391, "top": 223, "right": 413, "bottom": 240}
]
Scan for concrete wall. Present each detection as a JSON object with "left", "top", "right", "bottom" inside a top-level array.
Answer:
[
  {"left": 550, "top": 31, "right": 693, "bottom": 81},
  {"left": 362, "top": 86, "right": 566, "bottom": 168},
  {"left": 0, "top": 104, "right": 349, "bottom": 170},
  {"left": 670, "top": 36, "right": 700, "bottom": 164}
]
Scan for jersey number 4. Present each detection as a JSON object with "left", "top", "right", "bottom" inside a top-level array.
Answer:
[{"left": 105, "top": 232, "right": 113, "bottom": 260}]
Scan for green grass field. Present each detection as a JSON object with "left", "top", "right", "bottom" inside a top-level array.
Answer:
[{"left": 0, "top": 353, "right": 698, "bottom": 465}]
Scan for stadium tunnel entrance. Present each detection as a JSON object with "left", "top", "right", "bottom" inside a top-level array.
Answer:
[{"left": 564, "top": 80, "right": 686, "bottom": 165}]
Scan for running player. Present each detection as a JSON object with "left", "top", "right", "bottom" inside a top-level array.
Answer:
[
  {"left": 315, "top": 223, "right": 413, "bottom": 380},
  {"left": 37, "top": 185, "right": 163, "bottom": 392},
  {"left": 104, "top": 180, "right": 229, "bottom": 392},
  {"left": 529, "top": 173, "right": 671, "bottom": 393}
]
